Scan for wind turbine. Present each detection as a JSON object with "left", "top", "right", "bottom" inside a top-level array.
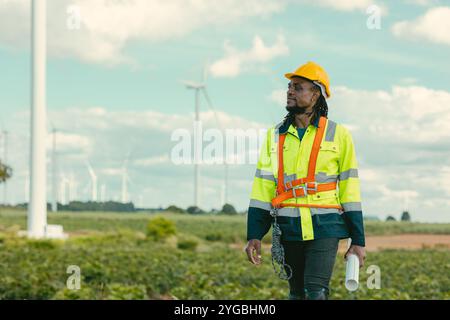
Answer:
[
  {"left": 121, "top": 151, "right": 131, "bottom": 203},
  {"left": 85, "top": 160, "right": 98, "bottom": 201},
  {"left": 181, "top": 62, "right": 229, "bottom": 208},
  {"left": 68, "top": 171, "right": 77, "bottom": 202},
  {"left": 121, "top": 152, "right": 130, "bottom": 203},
  {"left": 59, "top": 172, "right": 70, "bottom": 205},
  {"left": 51, "top": 124, "right": 58, "bottom": 212},
  {"left": 182, "top": 69, "right": 204, "bottom": 208}
]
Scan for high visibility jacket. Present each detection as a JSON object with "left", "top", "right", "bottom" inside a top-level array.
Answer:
[{"left": 247, "top": 116, "right": 366, "bottom": 246}]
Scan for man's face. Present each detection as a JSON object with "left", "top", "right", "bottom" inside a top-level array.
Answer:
[{"left": 286, "top": 77, "right": 318, "bottom": 113}]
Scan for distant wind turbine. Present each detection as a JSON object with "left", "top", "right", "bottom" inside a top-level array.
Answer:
[
  {"left": 100, "top": 183, "right": 106, "bottom": 203},
  {"left": 50, "top": 124, "right": 58, "bottom": 212},
  {"left": 121, "top": 151, "right": 131, "bottom": 203},
  {"left": 59, "top": 172, "right": 70, "bottom": 205},
  {"left": 85, "top": 160, "right": 98, "bottom": 201}
]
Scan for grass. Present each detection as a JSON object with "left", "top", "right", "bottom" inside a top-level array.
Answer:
[{"left": 0, "top": 208, "right": 448, "bottom": 300}]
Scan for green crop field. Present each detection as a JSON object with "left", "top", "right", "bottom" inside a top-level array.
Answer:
[{"left": 0, "top": 209, "right": 449, "bottom": 300}]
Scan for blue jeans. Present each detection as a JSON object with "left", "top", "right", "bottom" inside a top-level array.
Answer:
[{"left": 282, "top": 237, "right": 340, "bottom": 300}]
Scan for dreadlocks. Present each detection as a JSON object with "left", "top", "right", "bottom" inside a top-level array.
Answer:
[{"left": 310, "top": 89, "right": 328, "bottom": 124}]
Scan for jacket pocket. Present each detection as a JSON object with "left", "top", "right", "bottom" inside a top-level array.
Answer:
[
  {"left": 318, "top": 142, "right": 340, "bottom": 173},
  {"left": 311, "top": 189, "right": 338, "bottom": 201}
]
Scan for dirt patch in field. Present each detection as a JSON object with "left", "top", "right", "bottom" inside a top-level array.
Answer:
[
  {"left": 338, "top": 234, "right": 450, "bottom": 252},
  {"left": 235, "top": 234, "right": 450, "bottom": 252}
]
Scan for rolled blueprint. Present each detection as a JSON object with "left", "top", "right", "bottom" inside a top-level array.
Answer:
[{"left": 345, "top": 253, "right": 360, "bottom": 291}]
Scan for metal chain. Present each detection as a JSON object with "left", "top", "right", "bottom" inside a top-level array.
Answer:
[{"left": 270, "top": 208, "right": 292, "bottom": 281}]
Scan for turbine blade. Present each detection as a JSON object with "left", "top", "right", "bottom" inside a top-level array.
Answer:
[
  {"left": 180, "top": 79, "right": 203, "bottom": 89},
  {"left": 201, "top": 88, "right": 221, "bottom": 130}
]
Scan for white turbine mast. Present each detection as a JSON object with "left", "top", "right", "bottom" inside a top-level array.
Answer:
[
  {"left": 59, "top": 172, "right": 70, "bottom": 205},
  {"left": 51, "top": 124, "right": 58, "bottom": 212},
  {"left": 68, "top": 171, "right": 77, "bottom": 202},
  {"left": 28, "top": 0, "right": 66, "bottom": 239},
  {"left": 85, "top": 160, "right": 98, "bottom": 202},
  {"left": 28, "top": 0, "right": 48, "bottom": 238},
  {"left": 121, "top": 151, "right": 132, "bottom": 203}
]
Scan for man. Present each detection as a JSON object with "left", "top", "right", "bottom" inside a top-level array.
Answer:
[{"left": 245, "top": 61, "right": 366, "bottom": 300}]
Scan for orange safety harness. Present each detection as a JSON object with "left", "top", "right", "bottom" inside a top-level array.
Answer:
[{"left": 271, "top": 116, "right": 343, "bottom": 211}]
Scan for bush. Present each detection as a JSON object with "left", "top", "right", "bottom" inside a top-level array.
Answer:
[
  {"left": 186, "top": 206, "right": 204, "bottom": 215},
  {"left": 146, "top": 217, "right": 176, "bottom": 241},
  {"left": 52, "top": 287, "right": 97, "bottom": 300},
  {"left": 221, "top": 204, "right": 237, "bottom": 215},
  {"left": 386, "top": 216, "right": 396, "bottom": 221},
  {"left": 205, "top": 232, "right": 223, "bottom": 242},
  {"left": 177, "top": 236, "right": 198, "bottom": 251},
  {"left": 106, "top": 283, "right": 149, "bottom": 300},
  {"left": 165, "top": 205, "right": 185, "bottom": 214},
  {"left": 401, "top": 211, "right": 411, "bottom": 222}
]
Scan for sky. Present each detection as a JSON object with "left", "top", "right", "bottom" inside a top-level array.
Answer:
[{"left": 1, "top": 0, "right": 450, "bottom": 222}]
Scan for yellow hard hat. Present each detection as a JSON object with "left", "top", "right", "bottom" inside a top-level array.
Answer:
[{"left": 285, "top": 61, "right": 331, "bottom": 98}]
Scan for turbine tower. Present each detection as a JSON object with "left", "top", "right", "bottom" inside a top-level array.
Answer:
[
  {"left": 51, "top": 125, "right": 58, "bottom": 212},
  {"left": 59, "top": 173, "right": 70, "bottom": 205},
  {"left": 85, "top": 161, "right": 98, "bottom": 201},
  {"left": 68, "top": 171, "right": 77, "bottom": 202},
  {"left": 121, "top": 152, "right": 131, "bottom": 203},
  {"left": 28, "top": 0, "right": 47, "bottom": 238},
  {"left": 27, "top": 1, "right": 67, "bottom": 239}
]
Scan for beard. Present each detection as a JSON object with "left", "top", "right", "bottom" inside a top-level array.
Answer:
[{"left": 285, "top": 104, "right": 307, "bottom": 115}]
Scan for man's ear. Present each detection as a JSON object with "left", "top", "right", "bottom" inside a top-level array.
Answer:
[{"left": 311, "top": 91, "right": 320, "bottom": 105}]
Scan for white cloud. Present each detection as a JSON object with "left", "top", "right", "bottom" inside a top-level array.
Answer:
[
  {"left": 210, "top": 35, "right": 289, "bottom": 78},
  {"left": 392, "top": 6, "right": 450, "bottom": 46},
  {"left": 0, "top": 0, "right": 285, "bottom": 66},
  {"left": 292, "top": 0, "right": 386, "bottom": 13},
  {"left": 313, "top": 0, "right": 376, "bottom": 11},
  {"left": 46, "top": 132, "right": 92, "bottom": 154},
  {"left": 134, "top": 155, "right": 170, "bottom": 167},
  {"left": 330, "top": 84, "right": 450, "bottom": 222},
  {"left": 398, "top": 77, "right": 419, "bottom": 85},
  {"left": 99, "top": 168, "right": 122, "bottom": 176},
  {"left": 269, "top": 88, "right": 287, "bottom": 105},
  {"left": 402, "top": 0, "right": 439, "bottom": 6},
  {"left": 333, "top": 85, "right": 450, "bottom": 144}
]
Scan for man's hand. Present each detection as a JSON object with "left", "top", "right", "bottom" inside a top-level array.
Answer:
[
  {"left": 245, "top": 239, "right": 262, "bottom": 265},
  {"left": 344, "top": 244, "right": 366, "bottom": 268}
]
